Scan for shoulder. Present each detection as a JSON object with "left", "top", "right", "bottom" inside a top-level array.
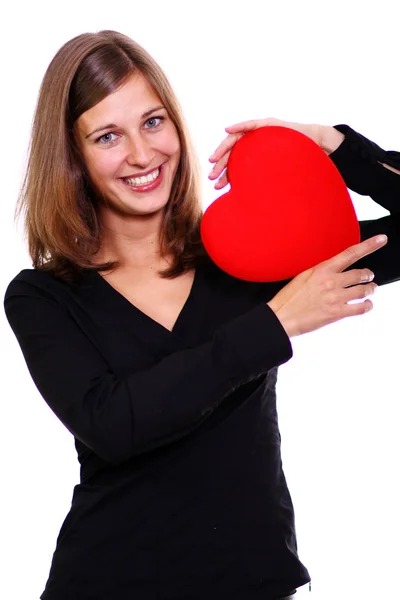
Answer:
[
  {"left": 5, "top": 268, "right": 63, "bottom": 299},
  {"left": 4, "top": 267, "right": 93, "bottom": 306}
]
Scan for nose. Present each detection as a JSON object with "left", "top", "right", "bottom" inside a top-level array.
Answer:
[{"left": 125, "top": 134, "right": 154, "bottom": 168}]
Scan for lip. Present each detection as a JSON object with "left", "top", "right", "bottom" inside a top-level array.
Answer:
[
  {"left": 120, "top": 163, "right": 165, "bottom": 194},
  {"left": 121, "top": 163, "right": 165, "bottom": 179}
]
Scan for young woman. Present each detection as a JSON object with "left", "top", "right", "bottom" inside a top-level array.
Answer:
[{"left": 4, "top": 30, "right": 400, "bottom": 600}]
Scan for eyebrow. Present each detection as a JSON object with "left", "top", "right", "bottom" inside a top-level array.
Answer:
[{"left": 85, "top": 105, "right": 166, "bottom": 139}]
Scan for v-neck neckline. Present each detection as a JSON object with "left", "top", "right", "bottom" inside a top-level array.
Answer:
[{"left": 93, "top": 266, "right": 199, "bottom": 337}]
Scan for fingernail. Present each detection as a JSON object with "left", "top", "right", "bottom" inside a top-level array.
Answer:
[
  {"left": 376, "top": 235, "right": 387, "bottom": 243},
  {"left": 362, "top": 271, "right": 374, "bottom": 282}
]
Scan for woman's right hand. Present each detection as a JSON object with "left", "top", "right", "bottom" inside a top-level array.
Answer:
[{"left": 267, "top": 234, "right": 388, "bottom": 338}]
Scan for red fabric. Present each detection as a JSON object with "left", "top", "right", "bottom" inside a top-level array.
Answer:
[{"left": 201, "top": 126, "right": 360, "bottom": 281}]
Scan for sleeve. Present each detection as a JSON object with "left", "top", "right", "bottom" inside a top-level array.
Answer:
[
  {"left": 4, "top": 278, "right": 292, "bottom": 465},
  {"left": 329, "top": 124, "right": 400, "bottom": 286}
]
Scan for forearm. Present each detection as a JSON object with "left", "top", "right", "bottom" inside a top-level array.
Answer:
[
  {"left": 325, "top": 124, "right": 400, "bottom": 285},
  {"left": 321, "top": 125, "right": 345, "bottom": 155},
  {"left": 322, "top": 124, "right": 400, "bottom": 176},
  {"left": 326, "top": 124, "right": 400, "bottom": 214}
]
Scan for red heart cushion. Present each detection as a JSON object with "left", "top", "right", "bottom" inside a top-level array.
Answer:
[{"left": 201, "top": 126, "right": 360, "bottom": 281}]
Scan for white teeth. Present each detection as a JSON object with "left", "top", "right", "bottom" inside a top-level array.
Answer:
[{"left": 124, "top": 168, "right": 160, "bottom": 187}]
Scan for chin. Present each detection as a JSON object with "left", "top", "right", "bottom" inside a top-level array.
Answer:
[{"left": 119, "top": 194, "right": 170, "bottom": 217}]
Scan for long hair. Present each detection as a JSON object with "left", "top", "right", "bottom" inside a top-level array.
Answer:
[{"left": 17, "top": 30, "right": 208, "bottom": 283}]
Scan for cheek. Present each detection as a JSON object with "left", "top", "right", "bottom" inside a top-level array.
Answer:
[
  {"left": 85, "top": 150, "right": 121, "bottom": 183},
  {"left": 161, "top": 126, "right": 181, "bottom": 159}
]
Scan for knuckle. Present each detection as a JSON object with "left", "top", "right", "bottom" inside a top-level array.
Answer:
[
  {"left": 365, "top": 282, "right": 377, "bottom": 296},
  {"left": 360, "top": 300, "right": 372, "bottom": 314},
  {"left": 361, "top": 300, "right": 372, "bottom": 313},
  {"left": 343, "top": 247, "right": 357, "bottom": 263},
  {"left": 322, "top": 278, "right": 336, "bottom": 292},
  {"left": 360, "top": 269, "right": 374, "bottom": 282},
  {"left": 352, "top": 303, "right": 364, "bottom": 316},
  {"left": 349, "top": 303, "right": 364, "bottom": 317},
  {"left": 358, "top": 285, "right": 370, "bottom": 299},
  {"left": 359, "top": 285, "right": 368, "bottom": 298}
]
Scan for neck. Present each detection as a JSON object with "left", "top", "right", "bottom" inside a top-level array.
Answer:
[{"left": 96, "top": 208, "right": 169, "bottom": 270}]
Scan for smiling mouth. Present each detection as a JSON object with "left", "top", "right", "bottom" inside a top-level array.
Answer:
[
  {"left": 122, "top": 166, "right": 160, "bottom": 187},
  {"left": 120, "top": 163, "right": 165, "bottom": 192}
]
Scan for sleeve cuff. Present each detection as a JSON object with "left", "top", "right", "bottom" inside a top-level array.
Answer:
[
  {"left": 330, "top": 124, "right": 394, "bottom": 166},
  {"left": 328, "top": 124, "right": 400, "bottom": 202},
  {"left": 222, "top": 303, "right": 293, "bottom": 380}
]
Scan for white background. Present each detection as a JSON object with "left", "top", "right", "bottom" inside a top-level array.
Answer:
[{"left": 1, "top": 1, "right": 399, "bottom": 599}]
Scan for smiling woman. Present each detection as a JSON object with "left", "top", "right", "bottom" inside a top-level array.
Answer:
[
  {"left": 4, "top": 27, "right": 400, "bottom": 600},
  {"left": 17, "top": 30, "right": 205, "bottom": 283}
]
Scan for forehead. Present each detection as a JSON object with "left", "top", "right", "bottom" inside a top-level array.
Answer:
[{"left": 77, "top": 73, "right": 162, "bottom": 130}]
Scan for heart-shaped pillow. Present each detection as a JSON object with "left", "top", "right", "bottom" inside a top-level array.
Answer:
[{"left": 201, "top": 126, "right": 360, "bottom": 281}]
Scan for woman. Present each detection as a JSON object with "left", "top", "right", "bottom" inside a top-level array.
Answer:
[{"left": 4, "top": 30, "right": 400, "bottom": 600}]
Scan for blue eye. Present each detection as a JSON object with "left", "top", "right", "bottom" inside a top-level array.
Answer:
[
  {"left": 94, "top": 117, "right": 164, "bottom": 145},
  {"left": 145, "top": 116, "right": 164, "bottom": 129},
  {"left": 96, "top": 132, "right": 118, "bottom": 145}
]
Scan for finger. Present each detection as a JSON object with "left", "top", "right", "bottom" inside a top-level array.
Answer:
[
  {"left": 224, "top": 117, "right": 283, "bottom": 134},
  {"left": 224, "top": 119, "right": 264, "bottom": 133},
  {"left": 224, "top": 118, "right": 280, "bottom": 134},
  {"left": 208, "top": 152, "right": 230, "bottom": 180},
  {"left": 214, "top": 170, "right": 229, "bottom": 190},
  {"left": 209, "top": 133, "right": 243, "bottom": 163},
  {"left": 325, "top": 235, "right": 388, "bottom": 273},
  {"left": 340, "top": 281, "right": 378, "bottom": 304},
  {"left": 341, "top": 298, "right": 374, "bottom": 319},
  {"left": 339, "top": 268, "right": 375, "bottom": 288}
]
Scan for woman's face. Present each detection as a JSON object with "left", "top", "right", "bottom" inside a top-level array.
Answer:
[{"left": 75, "top": 73, "right": 181, "bottom": 218}]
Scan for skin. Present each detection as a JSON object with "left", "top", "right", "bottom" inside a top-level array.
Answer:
[{"left": 75, "top": 73, "right": 181, "bottom": 269}]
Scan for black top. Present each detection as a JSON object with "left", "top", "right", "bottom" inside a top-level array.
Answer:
[{"left": 4, "top": 125, "right": 400, "bottom": 600}]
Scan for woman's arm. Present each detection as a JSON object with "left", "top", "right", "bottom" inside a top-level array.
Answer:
[
  {"left": 320, "top": 126, "right": 345, "bottom": 154},
  {"left": 323, "top": 125, "right": 400, "bottom": 174},
  {"left": 327, "top": 125, "right": 400, "bottom": 285},
  {"left": 209, "top": 119, "right": 400, "bottom": 286},
  {"left": 4, "top": 274, "right": 292, "bottom": 465},
  {"left": 323, "top": 124, "right": 400, "bottom": 175},
  {"left": 328, "top": 124, "right": 400, "bottom": 213}
]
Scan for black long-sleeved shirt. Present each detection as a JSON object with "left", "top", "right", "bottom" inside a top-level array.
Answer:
[{"left": 4, "top": 125, "right": 400, "bottom": 600}]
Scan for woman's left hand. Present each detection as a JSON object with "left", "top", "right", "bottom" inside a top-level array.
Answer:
[{"left": 208, "top": 117, "right": 326, "bottom": 190}]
